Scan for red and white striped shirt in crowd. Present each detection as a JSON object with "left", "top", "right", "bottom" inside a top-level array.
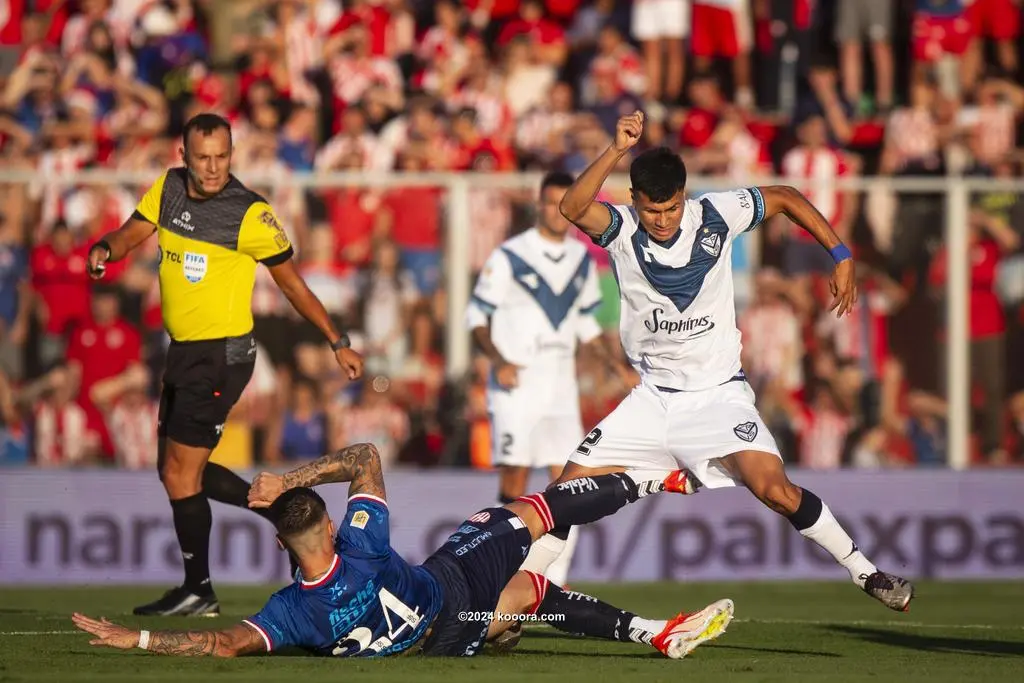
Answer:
[
  {"left": 282, "top": 14, "right": 324, "bottom": 105},
  {"left": 797, "top": 404, "right": 852, "bottom": 470},
  {"left": 315, "top": 131, "right": 392, "bottom": 171},
  {"left": 108, "top": 398, "right": 158, "bottom": 470},
  {"left": 328, "top": 54, "right": 403, "bottom": 106},
  {"left": 33, "top": 400, "right": 89, "bottom": 467},
  {"left": 331, "top": 399, "right": 409, "bottom": 469},
  {"left": 32, "top": 144, "right": 95, "bottom": 231},
  {"left": 418, "top": 26, "right": 468, "bottom": 67},
  {"left": 885, "top": 107, "right": 939, "bottom": 169},
  {"left": 781, "top": 145, "right": 849, "bottom": 241},
  {"left": 739, "top": 301, "right": 804, "bottom": 391},
  {"left": 589, "top": 44, "right": 646, "bottom": 98},
  {"left": 468, "top": 189, "right": 512, "bottom": 271},
  {"left": 449, "top": 84, "right": 514, "bottom": 138},
  {"left": 816, "top": 282, "right": 893, "bottom": 379}
]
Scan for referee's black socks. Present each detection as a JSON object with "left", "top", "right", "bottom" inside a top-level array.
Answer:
[{"left": 169, "top": 493, "right": 214, "bottom": 596}]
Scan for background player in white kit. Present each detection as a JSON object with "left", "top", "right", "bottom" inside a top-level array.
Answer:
[
  {"left": 466, "top": 172, "right": 630, "bottom": 588},
  {"left": 524, "top": 111, "right": 914, "bottom": 613}
]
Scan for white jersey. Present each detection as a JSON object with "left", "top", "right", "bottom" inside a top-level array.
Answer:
[
  {"left": 466, "top": 227, "right": 603, "bottom": 369},
  {"left": 597, "top": 188, "right": 766, "bottom": 391}
]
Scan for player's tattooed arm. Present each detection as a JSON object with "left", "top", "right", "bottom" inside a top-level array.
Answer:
[
  {"left": 145, "top": 623, "right": 266, "bottom": 657},
  {"left": 281, "top": 442, "right": 386, "bottom": 501},
  {"left": 71, "top": 614, "right": 265, "bottom": 657}
]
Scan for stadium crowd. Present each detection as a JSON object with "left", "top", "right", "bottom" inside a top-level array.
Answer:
[{"left": 0, "top": 0, "right": 1022, "bottom": 471}]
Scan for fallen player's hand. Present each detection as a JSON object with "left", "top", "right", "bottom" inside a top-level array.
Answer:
[
  {"left": 71, "top": 613, "right": 139, "bottom": 649},
  {"left": 614, "top": 110, "right": 644, "bottom": 152},
  {"left": 248, "top": 472, "right": 286, "bottom": 509},
  {"left": 335, "top": 347, "right": 364, "bottom": 381},
  {"left": 829, "top": 258, "right": 858, "bottom": 318},
  {"left": 494, "top": 361, "right": 522, "bottom": 389}
]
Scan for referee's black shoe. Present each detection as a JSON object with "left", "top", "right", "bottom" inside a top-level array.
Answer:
[{"left": 133, "top": 586, "right": 220, "bottom": 617}]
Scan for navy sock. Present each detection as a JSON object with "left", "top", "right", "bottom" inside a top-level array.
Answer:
[
  {"left": 519, "top": 473, "right": 638, "bottom": 531},
  {"left": 787, "top": 488, "right": 823, "bottom": 531}
]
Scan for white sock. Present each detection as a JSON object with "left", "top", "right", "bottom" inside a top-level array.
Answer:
[
  {"left": 627, "top": 616, "right": 667, "bottom": 645},
  {"left": 544, "top": 526, "right": 579, "bottom": 585},
  {"left": 800, "top": 503, "right": 877, "bottom": 588},
  {"left": 520, "top": 532, "right": 566, "bottom": 576},
  {"left": 621, "top": 469, "right": 674, "bottom": 497}
]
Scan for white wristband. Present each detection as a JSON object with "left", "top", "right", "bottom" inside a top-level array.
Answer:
[{"left": 138, "top": 629, "right": 151, "bottom": 650}]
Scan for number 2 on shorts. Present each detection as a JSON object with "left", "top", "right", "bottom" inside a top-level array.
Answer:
[{"left": 575, "top": 428, "right": 603, "bottom": 456}]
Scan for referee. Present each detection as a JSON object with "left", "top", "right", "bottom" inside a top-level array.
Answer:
[{"left": 86, "top": 113, "right": 364, "bottom": 616}]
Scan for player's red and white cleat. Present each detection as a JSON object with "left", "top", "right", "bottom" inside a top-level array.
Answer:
[
  {"left": 651, "top": 598, "right": 734, "bottom": 660},
  {"left": 662, "top": 468, "right": 702, "bottom": 495}
]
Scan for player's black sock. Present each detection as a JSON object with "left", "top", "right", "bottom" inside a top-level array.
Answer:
[
  {"left": 170, "top": 492, "right": 213, "bottom": 596},
  {"left": 525, "top": 572, "right": 656, "bottom": 643},
  {"left": 202, "top": 463, "right": 272, "bottom": 521},
  {"left": 519, "top": 473, "right": 642, "bottom": 531}
]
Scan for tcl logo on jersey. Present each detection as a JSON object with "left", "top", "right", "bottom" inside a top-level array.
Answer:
[{"left": 643, "top": 308, "right": 714, "bottom": 339}]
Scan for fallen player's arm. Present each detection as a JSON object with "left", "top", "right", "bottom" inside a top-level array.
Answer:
[
  {"left": 248, "top": 442, "right": 386, "bottom": 509},
  {"left": 71, "top": 613, "right": 265, "bottom": 657}
]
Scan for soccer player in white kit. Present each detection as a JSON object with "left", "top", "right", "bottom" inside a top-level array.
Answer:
[
  {"left": 528, "top": 111, "right": 914, "bottom": 613},
  {"left": 466, "top": 172, "right": 631, "bottom": 588}
]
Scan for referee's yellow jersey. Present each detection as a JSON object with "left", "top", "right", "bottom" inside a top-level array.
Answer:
[{"left": 133, "top": 168, "right": 293, "bottom": 342}]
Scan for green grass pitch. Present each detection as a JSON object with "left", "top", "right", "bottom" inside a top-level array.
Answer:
[{"left": 1, "top": 581, "right": 1022, "bottom": 682}]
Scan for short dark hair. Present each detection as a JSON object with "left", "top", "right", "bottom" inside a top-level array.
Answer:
[
  {"left": 270, "top": 487, "right": 328, "bottom": 539},
  {"left": 540, "top": 171, "right": 574, "bottom": 193},
  {"left": 630, "top": 147, "right": 687, "bottom": 203},
  {"left": 183, "top": 112, "right": 232, "bottom": 150}
]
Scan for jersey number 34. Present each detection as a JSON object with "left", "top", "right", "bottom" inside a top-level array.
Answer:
[{"left": 332, "top": 588, "right": 423, "bottom": 656}]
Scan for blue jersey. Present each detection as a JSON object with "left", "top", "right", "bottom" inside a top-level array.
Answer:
[{"left": 245, "top": 495, "right": 444, "bottom": 657}]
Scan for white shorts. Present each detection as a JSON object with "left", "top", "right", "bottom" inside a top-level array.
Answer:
[
  {"left": 632, "top": 0, "right": 690, "bottom": 40},
  {"left": 488, "top": 382, "right": 583, "bottom": 469},
  {"left": 568, "top": 380, "right": 781, "bottom": 489}
]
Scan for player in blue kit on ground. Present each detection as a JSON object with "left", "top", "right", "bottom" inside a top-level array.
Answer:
[{"left": 72, "top": 442, "right": 733, "bottom": 659}]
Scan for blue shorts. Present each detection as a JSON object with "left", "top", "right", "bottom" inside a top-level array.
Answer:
[
  {"left": 400, "top": 248, "right": 441, "bottom": 295},
  {"left": 418, "top": 507, "right": 532, "bottom": 656}
]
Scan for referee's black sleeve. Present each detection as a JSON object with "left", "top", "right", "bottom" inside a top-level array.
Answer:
[{"left": 260, "top": 246, "right": 294, "bottom": 267}]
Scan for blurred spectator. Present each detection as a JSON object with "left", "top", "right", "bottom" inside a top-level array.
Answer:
[
  {"left": 265, "top": 376, "right": 330, "bottom": 464},
  {"left": 834, "top": 0, "right": 894, "bottom": 115},
  {"left": 91, "top": 363, "right": 157, "bottom": 470},
  {"left": 325, "top": 24, "right": 402, "bottom": 114},
  {"left": 739, "top": 269, "right": 804, "bottom": 394},
  {"left": 360, "top": 242, "right": 419, "bottom": 377},
  {"left": 497, "top": 0, "right": 568, "bottom": 68},
  {"left": 911, "top": 0, "right": 975, "bottom": 95},
  {"left": 585, "top": 24, "right": 646, "bottom": 105},
  {"left": 631, "top": 0, "right": 687, "bottom": 103},
  {"left": 330, "top": 377, "right": 409, "bottom": 467},
  {"left": 29, "top": 221, "right": 91, "bottom": 369},
  {"left": 65, "top": 285, "right": 143, "bottom": 459},
  {"left": 378, "top": 159, "right": 443, "bottom": 295},
  {"left": 961, "top": 73, "right": 1023, "bottom": 171},
  {"left": 929, "top": 206, "right": 1021, "bottom": 463},
  {"left": 516, "top": 80, "right": 578, "bottom": 169},
  {"left": 32, "top": 365, "right": 89, "bottom": 467},
  {"left": 691, "top": 0, "right": 753, "bottom": 107},
  {"left": 502, "top": 35, "right": 556, "bottom": 119},
  {"left": 966, "top": 0, "right": 1020, "bottom": 76},
  {"left": 0, "top": 213, "right": 29, "bottom": 380}
]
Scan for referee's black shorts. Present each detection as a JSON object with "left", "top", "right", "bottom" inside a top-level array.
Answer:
[{"left": 157, "top": 333, "right": 256, "bottom": 449}]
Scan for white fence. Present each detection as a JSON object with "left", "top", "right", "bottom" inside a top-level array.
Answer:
[{"left": 3, "top": 169, "right": 1024, "bottom": 471}]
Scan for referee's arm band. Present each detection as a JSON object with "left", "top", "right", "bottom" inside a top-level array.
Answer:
[
  {"left": 131, "top": 210, "right": 153, "bottom": 224},
  {"left": 260, "top": 246, "right": 294, "bottom": 267}
]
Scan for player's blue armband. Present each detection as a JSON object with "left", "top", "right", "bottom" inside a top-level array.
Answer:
[{"left": 829, "top": 244, "right": 852, "bottom": 264}]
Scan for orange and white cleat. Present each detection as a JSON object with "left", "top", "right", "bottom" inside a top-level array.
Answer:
[
  {"left": 651, "top": 598, "right": 734, "bottom": 660},
  {"left": 662, "top": 468, "right": 702, "bottom": 495}
]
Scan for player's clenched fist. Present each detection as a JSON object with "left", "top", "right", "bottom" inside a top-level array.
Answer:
[
  {"left": 248, "top": 472, "right": 286, "bottom": 509},
  {"left": 614, "top": 111, "right": 644, "bottom": 152}
]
